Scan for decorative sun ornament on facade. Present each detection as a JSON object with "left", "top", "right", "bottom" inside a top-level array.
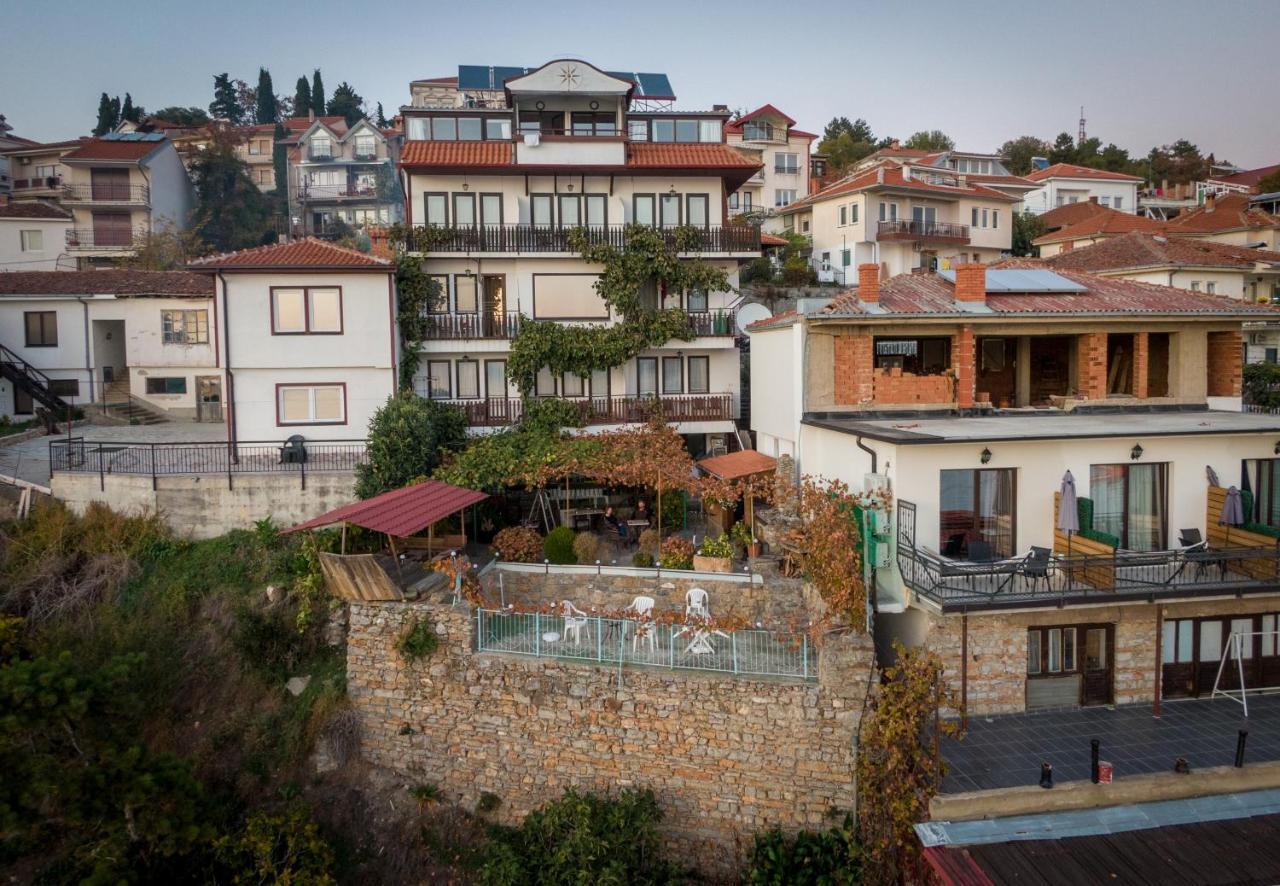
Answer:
[{"left": 558, "top": 64, "right": 580, "bottom": 91}]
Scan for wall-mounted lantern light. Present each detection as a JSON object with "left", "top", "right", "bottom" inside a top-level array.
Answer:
[
  {"left": 980, "top": 448, "right": 992, "bottom": 464},
  {"left": 1130, "top": 444, "right": 1144, "bottom": 461}
]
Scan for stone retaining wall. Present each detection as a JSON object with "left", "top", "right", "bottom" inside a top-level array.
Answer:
[{"left": 347, "top": 598, "right": 875, "bottom": 879}]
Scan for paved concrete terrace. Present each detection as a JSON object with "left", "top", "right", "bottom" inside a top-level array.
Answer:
[
  {"left": 942, "top": 694, "right": 1280, "bottom": 792},
  {"left": 0, "top": 421, "right": 225, "bottom": 486}
]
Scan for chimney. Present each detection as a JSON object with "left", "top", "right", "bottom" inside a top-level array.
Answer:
[
  {"left": 890, "top": 139, "right": 901, "bottom": 149},
  {"left": 954, "top": 262, "right": 986, "bottom": 303},
  {"left": 1205, "top": 192, "right": 1217, "bottom": 212},
  {"left": 902, "top": 165, "right": 913, "bottom": 181},
  {"left": 309, "top": 109, "right": 315, "bottom": 122},
  {"left": 876, "top": 166, "right": 884, "bottom": 184},
  {"left": 858, "top": 263, "right": 880, "bottom": 302}
]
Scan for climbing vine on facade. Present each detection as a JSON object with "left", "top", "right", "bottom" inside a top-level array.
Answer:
[{"left": 504, "top": 224, "right": 734, "bottom": 394}]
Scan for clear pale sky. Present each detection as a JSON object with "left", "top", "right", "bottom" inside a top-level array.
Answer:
[{"left": 5, "top": 0, "right": 1277, "bottom": 167}]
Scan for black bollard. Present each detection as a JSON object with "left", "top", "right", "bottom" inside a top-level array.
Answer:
[
  {"left": 1235, "top": 730, "right": 1249, "bottom": 768},
  {"left": 1091, "top": 739, "right": 1100, "bottom": 784},
  {"left": 1174, "top": 757, "right": 1190, "bottom": 774},
  {"left": 1039, "top": 761, "right": 1054, "bottom": 789}
]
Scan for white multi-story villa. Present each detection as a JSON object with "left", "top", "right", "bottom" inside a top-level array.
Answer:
[{"left": 397, "top": 59, "right": 761, "bottom": 455}]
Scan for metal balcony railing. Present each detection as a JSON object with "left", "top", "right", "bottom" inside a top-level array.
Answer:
[
  {"left": 407, "top": 224, "right": 760, "bottom": 254},
  {"left": 308, "top": 149, "right": 334, "bottom": 161},
  {"left": 65, "top": 228, "right": 145, "bottom": 250},
  {"left": 422, "top": 311, "right": 523, "bottom": 340},
  {"left": 417, "top": 393, "right": 736, "bottom": 428},
  {"left": 13, "top": 176, "right": 61, "bottom": 191},
  {"left": 876, "top": 219, "right": 971, "bottom": 242},
  {"left": 61, "top": 183, "right": 150, "bottom": 204}
]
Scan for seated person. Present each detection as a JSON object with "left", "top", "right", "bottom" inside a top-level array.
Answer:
[
  {"left": 635, "top": 499, "right": 652, "bottom": 527},
  {"left": 603, "top": 506, "right": 628, "bottom": 540}
]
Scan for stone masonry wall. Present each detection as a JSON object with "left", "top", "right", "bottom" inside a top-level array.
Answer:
[{"left": 347, "top": 599, "right": 875, "bottom": 879}]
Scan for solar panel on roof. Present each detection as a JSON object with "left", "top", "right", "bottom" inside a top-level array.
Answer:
[
  {"left": 636, "top": 72, "right": 675, "bottom": 99},
  {"left": 938, "top": 269, "right": 1086, "bottom": 293},
  {"left": 491, "top": 66, "right": 526, "bottom": 86},
  {"left": 457, "top": 65, "right": 492, "bottom": 90}
]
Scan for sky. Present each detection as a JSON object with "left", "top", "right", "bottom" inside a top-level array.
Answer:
[{"left": 5, "top": 0, "right": 1278, "bottom": 168}]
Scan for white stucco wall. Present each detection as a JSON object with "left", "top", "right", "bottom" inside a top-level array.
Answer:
[
  {"left": 1024, "top": 178, "right": 1139, "bottom": 215},
  {"left": 748, "top": 323, "right": 801, "bottom": 458},
  {"left": 143, "top": 144, "right": 195, "bottom": 230},
  {"left": 0, "top": 217, "right": 72, "bottom": 271}
]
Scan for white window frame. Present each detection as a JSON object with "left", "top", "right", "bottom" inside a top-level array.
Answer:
[
  {"left": 278, "top": 384, "right": 346, "bottom": 425},
  {"left": 19, "top": 229, "right": 43, "bottom": 252}
]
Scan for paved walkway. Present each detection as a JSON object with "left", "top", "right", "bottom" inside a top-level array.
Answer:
[
  {"left": 0, "top": 421, "right": 225, "bottom": 486},
  {"left": 942, "top": 694, "right": 1280, "bottom": 792}
]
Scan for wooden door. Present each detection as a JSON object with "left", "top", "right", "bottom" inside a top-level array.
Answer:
[{"left": 1082, "top": 626, "right": 1113, "bottom": 705}]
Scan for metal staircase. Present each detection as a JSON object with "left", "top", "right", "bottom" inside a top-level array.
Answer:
[{"left": 0, "top": 342, "right": 68, "bottom": 414}]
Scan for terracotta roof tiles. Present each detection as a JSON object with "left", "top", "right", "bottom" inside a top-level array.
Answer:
[
  {"left": 61, "top": 137, "right": 169, "bottom": 162},
  {"left": 626, "top": 143, "right": 759, "bottom": 168},
  {"left": 724, "top": 103, "right": 797, "bottom": 133},
  {"left": 1033, "top": 208, "right": 1165, "bottom": 245},
  {"left": 783, "top": 162, "right": 1019, "bottom": 213},
  {"left": 0, "top": 201, "right": 72, "bottom": 220},
  {"left": 697, "top": 449, "right": 777, "bottom": 480},
  {"left": 1046, "top": 231, "right": 1280, "bottom": 272},
  {"left": 1037, "top": 200, "right": 1113, "bottom": 232},
  {"left": 0, "top": 270, "right": 211, "bottom": 297},
  {"left": 399, "top": 140, "right": 513, "bottom": 167},
  {"left": 1167, "top": 192, "right": 1280, "bottom": 234},
  {"left": 1025, "top": 162, "right": 1143, "bottom": 183},
  {"left": 188, "top": 238, "right": 392, "bottom": 270}
]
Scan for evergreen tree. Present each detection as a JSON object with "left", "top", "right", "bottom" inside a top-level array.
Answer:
[
  {"left": 209, "top": 72, "right": 243, "bottom": 124},
  {"left": 151, "top": 106, "right": 211, "bottom": 127},
  {"left": 903, "top": 129, "right": 955, "bottom": 151},
  {"left": 310, "top": 69, "right": 326, "bottom": 117},
  {"left": 189, "top": 130, "right": 273, "bottom": 251},
  {"left": 292, "top": 77, "right": 312, "bottom": 118},
  {"left": 110, "top": 95, "right": 122, "bottom": 129},
  {"left": 326, "top": 81, "right": 364, "bottom": 127},
  {"left": 1048, "top": 132, "right": 1077, "bottom": 165},
  {"left": 120, "top": 93, "right": 141, "bottom": 124},
  {"left": 272, "top": 121, "right": 288, "bottom": 200},
  {"left": 93, "top": 92, "right": 118, "bottom": 136},
  {"left": 255, "top": 68, "right": 278, "bottom": 124},
  {"left": 997, "top": 135, "right": 1052, "bottom": 176},
  {"left": 375, "top": 102, "right": 388, "bottom": 128}
]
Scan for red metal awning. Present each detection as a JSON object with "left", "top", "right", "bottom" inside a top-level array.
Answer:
[{"left": 283, "top": 479, "right": 488, "bottom": 538}]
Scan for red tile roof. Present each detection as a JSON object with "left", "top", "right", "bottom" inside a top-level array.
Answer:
[
  {"left": 1037, "top": 200, "right": 1112, "bottom": 232},
  {"left": 725, "top": 103, "right": 797, "bottom": 133},
  {"left": 813, "top": 267, "right": 1279, "bottom": 319},
  {"left": 0, "top": 201, "right": 71, "bottom": 220},
  {"left": 626, "top": 142, "right": 759, "bottom": 169},
  {"left": 761, "top": 233, "right": 789, "bottom": 246},
  {"left": 1025, "top": 162, "right": 1143, "bottom": 183},
  {"left": 1033, "top": 207, "right": 1165, "bottom": 245},
  {"left": 284, "top": 478, "right": 488, "bottom": 537},
  {"left": 784, "top": 162, "right": 1019, "bottom": 213},
  {"left": 1167, "top": 192, "right": 1280, "bottom": 234},
  {"left": 61, "top": 137, "right": 169, "bottom": 163},
  {"left": 697, "top": 449, "right": 777, "bottom": 480},
  {"left": 1209, "top": 163, "right": 1280, "bottom": 189},
  {"left": 282, "top": 116, "right": 347, "bottom": 132},
  {"left": 746, "top": 308, "right": 800, "bottom": 331},
  {"left": 0, "top": 270, "right": 211, "bottom": 297},
  {"left": 400, "top": 140, "right": 513, "bottom": 167},
  {"left": 0, "top": 137, "right": 88, "bottom": 154},
  {"left": 789, "top": 129, "right": 818, "bottom": 140},
  {"left": 1046, "top": 231, "right": 1280, "bottom": 273},
  {"left": 188, "top": 238, "right": 392, "bottom": 270}
]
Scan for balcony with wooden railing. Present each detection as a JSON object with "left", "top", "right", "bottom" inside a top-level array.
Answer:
[
  {"left": 61, "top": 183, "right": 150, "bottom": 205},
  {"left": 417, "top": 393, "right": 736, "bottom": 428},
  {"left": 876, "top": 219, "right": 970, "bottom": 244},
  {"left": 407, "top": 223, "right": 760, "bottom": 255}
]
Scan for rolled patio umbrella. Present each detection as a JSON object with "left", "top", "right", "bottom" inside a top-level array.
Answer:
[
  {"left": 1220, "top": 485, "right": 1244, "bottom": 547},
  {"left": 1058, "top": 471, "right": 1079, "bottom": 554},
  {"left": 1206, "top": 465, "right": 1221, "bottom": 488}
]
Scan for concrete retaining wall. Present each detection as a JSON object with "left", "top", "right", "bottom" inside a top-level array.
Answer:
[{"left": 51, "top": 470, "right": 356, "bottom": 538}]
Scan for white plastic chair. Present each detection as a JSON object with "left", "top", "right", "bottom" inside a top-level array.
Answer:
[
  {"left": 561, "top": 600, "right": 590, "bottom": 645},
  {"left": 685, "top": 588, "right": 710, "bottom": 620},
  {"left": 629, "top": 595, "right": 656, "bottom": 653}
]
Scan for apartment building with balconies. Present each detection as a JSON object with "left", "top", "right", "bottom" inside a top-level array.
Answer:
[
  {"left": 285, "top": 118, "right": 402, "bottom": 236},
  {"left": 723, "top": 104, "right": 817, "bottom": 222},
  {"left": 56, "top": 133, "right": 194, "bottom": 267},
  {"left": 749, "top": 260, "right": 1280, "bottom": 715},
  {"left": 398, "top": 59, "right": 762, "bottom": 452},
  {"left": 0, "top": 137, "right": 84, "bottom": 204},
  {"left": 777, "top": 161, "right": 1018, "bottom": 283}
]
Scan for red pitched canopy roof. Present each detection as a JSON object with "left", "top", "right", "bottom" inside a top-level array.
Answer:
[
  {"left": 188, "top": 238, "right": 392, "bottom": 271},
  {"left": 1025, "top": 162, "right": 1143, "bottom": 183},
  {"left": 784, "top": 162, "right": 1019, "bottom": 213},
  {"left": 1038, "top": 199, "right": 1112, "bottom": 232},
  {"left": 399, "top": 141, "right": 760, "bottom": 182},
  {"left": 284, "top": 479, "right": 488, "bottom": 537},
  {"left": 61, "top": 137, "right": 168, "bottom": 163},
  {"left": 697, "top": 449, "right": 777, "bottom": 480},
  {"left": 400, "top": 140, "right": 513, "bottom": 167},
  {"left": 1167, "top": 192, "right": 1280, "bottom": 234},
  {"left": 1033, "top": 207, "right": 1165, "bottom": 244},
  {"left": 725, "top": 103, "right": 797, "bottom": 133},
  {"left": 0, "top": 201, "right": 71, "bottom": 220},
  {"left": 1046, "top": 231, "right": 1280, "bottom": 272}
]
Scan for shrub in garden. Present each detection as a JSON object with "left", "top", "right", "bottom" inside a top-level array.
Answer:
[
  {"left": 747, "top": 814, "right": 861, "bottom": 885},
  {"left": 572, "top": 532, "right": 601, "bottom": 564},
  {"left": 492, "top": 526, "right": 542, "bottom": 562},
  {"left": 658, "top": 536, "right": 694, "bottom": 570},
  {"left": 631, "top": 551, "right": 654, "bottom": 568},
  {"left": 698, "top": 533, "right": 734, "bottom": 559},
  {"left": 636, "top": 528, "right": 660, "bottom": 555},
  {"left": 396, "top": 615, "right": 439, "bottom": 661},
  {"left": 543, "top": 526, "right": 576, "bottom": 564}
]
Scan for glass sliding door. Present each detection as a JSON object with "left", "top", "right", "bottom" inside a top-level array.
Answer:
[
  {"left": 939, "top": 468, "right": 1016, "bottom": 560},
  {"left": 1089, "top": 463, "right": 1168, "bottom": 551},
  {"left": 636, "top": 358, "right": 658, "bottom": 397},
  {"left": 1243, "top": 458, "right": 1280, "bottom": 527}
]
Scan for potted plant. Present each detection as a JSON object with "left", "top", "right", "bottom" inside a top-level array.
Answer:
[
  {"left": 693, "top": 533, "right": 734, "bottom": 573},
  {"left": 730, "top": 521, "right": 760, "bottom": 558}
]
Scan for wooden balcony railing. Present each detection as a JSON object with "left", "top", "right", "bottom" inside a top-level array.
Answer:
[
  {"left": 876, "top": 219, "right": 970, "bottom": 243},
  {"left": 407, "top": 224, "right": 760, "bottom": 254},
  {"left": 419, "top": 393, "right": 735, "bottom": 428}
]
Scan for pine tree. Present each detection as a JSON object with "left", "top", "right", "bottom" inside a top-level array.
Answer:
[
  {"left": 93, "top": 92, "right": 117, "bottom": 136},
  {"left": 209, "top": 73, "right": 243, "bottom": 124},
  {"left": 255, "top": 68, "right": 278, "bottom": 124},
  {"left": 272, "top": 121, "right": 288, "bottom": 199},
  {"left": 326, "top": 82, "right": 364, "bottom": 127},
  {"left": 292, "top": 77, "right": 311, "bottom": 118},
  {"left": 310, "top": 69, "right": 326, "bottom": 117},
  {"left": 110, "top": 95, "right": 122, "bottom": 129},
  {"left": 120, "top": 93, "right": 139, "bottom": 124},
  {"left": 375, "top": 102, "right": 388, "bottom": 128}
]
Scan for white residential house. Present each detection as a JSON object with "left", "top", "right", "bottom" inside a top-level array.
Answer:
[
  {"left": 0, "top": 197, "right": 73, "bottom": 271},
  {"left": 188, "top": 239, "right": 397, "bottom": 443},
  {"left": 0, "top": 137, "right": 84, "bottom": 205},
  {"left": 398, "top": 58, "right": 761, "bottom": 455},
  {"left": 0, "top": 270, "right": 219, "bottom": 421},
  {"left": 723, "top": 104, "right": 817, "bottom": 223},
  {"left": 1023, "top": 163, "right": 1142, "bottom": 215},
  {"left": 776, "top": 161, "right": 1017, "bottom": 282},
  {"left": 285, "top": 118, "right": 403, "bottom": 237}
]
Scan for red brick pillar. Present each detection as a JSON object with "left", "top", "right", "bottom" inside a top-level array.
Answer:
[
  {"left": 1077, "top": 332, "right": 1108, "bottom": 399},
  {"left": 1207, "top": 330, "right": 1243, "bottom": 397},
  {"left": 1133, "top": 332, "right": 1149, "bottom": 399},
  {"left": 834, "top": 333, "right": 874, "bottom": 405},
  {"left": 954, "top": 325, "right": 975, "bottom": 409}
]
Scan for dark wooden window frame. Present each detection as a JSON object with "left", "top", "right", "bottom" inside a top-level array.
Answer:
[
  {"left": 452, "top": 274, "right": 479, "bottom": 314},
  {"left": 687, "top": 355, "right": 710, "bottom": 394},
  {"left": 24, "top": 310, "right": 57, "bottom": 347},
  {"left": 479, "top": 192, "right": 504, "bottom": 226},
  {"left": 452, "top": 192, "right": 477, "bottom": 227},
  {"left": 633, "top": 193, "right": 656, "bottom": 226},
  {"left": 1089, "top": 462, "right": 1169, "bottom": 550},
  {"left": 425, "top": 360, "right": 453, "bottom": 400},
  {"left": 423, "top": 191, "right": 449, "bottom": 226},
  {"left": 685, "top": 193, "right": 710, "bottom": 229},
  {"left": 455, "top": 359, "right": 481, "bottom": 400},
  {"left": 661, "top": 355, "right": 684, "bottom": 394},
  {"left": 636, "top": 356, "right": 659, "bottom": 397},
  {"left": 530, "top": 193, "right": 555, "bottom": 227},
  {"left": 484, "top": 359, "right": 508, "bottom": 399}
]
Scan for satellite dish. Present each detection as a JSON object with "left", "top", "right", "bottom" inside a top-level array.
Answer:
[{"left": 737, "top": 302, "right": 772, "bottom": 334}]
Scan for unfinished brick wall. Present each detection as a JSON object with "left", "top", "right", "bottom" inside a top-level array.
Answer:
[
  {"left": 347, "top": 600, "right": 876, "bottom": 879},
  {"left": 1133, "top": 332, "right": 1150, "bottom": 399},
  {"left": 834, "top": 332, "right": 873, "bottom": 405},
  {"left": 873, "top": 369, "right": 954, "bottom": 404},
  {"left": 1207, "top": 330, "right": 1243, "bottom": 397},
  {"left": 953, "top": 325, "right": 975, "bottom": 408},
  {"left": 1076, "top": 332, "right": 1108, "bottom": 399}
]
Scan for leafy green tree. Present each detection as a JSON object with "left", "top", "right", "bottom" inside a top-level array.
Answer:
[
  {"left": 355, "top": 392, "right": 468, "bottom": 498},
  {"left": 1011, "top": 211, "right": 1046, "bottom": 257},
  {"left": 216, "top": 806, "right": 336, "bottom": 884},
  {"left": 998, "top": 135, "right": 1052, "bottom": 176},
  {"left": 120, "top": 92, "right": 142, "bottom": 124},
  {"left": 822, "top": 116, "right": 873, "bottom": 144},
  {"left": 903, "top": 129, "right": 954, "bottom": 151},
  {"left": 255, "top": 67, "right": 278, "bottom": 124},
  {"left": 188, "top": 131, "right": 273, "bottom": 251},
  {"left": 93, "top": 92, "right": 118, "bottom": 135},
  {"left": 310, "top": 69, "right": 326, "bottom": 117},
  {"left": 326, "top": 81, "right": 364, "bottom": 127},
  {"left": 293, "top": 76, "right": 312, "bottom": 118},
  {"left": 116, "top": 222, "right": 206, "bottom": 270},
  {"left": 151, "top": 106, "right": 211, "bottom": 127},
  {"left": 1096, "top": 143, "right": 1135, "bottom": 173},
  {"left": 1048, "top": 132, "right": 1077, "bottom": 165},
  {"left": 1258, "top": 169, "right": 1280, "bottom": 195},
  {"left": 209, "top": 72, "right": 244, "bottom": 124},
  {"left": 820, "top": 131, "right": 876, "bottom": 174},
  {"left": 748, "top": 815, "right": 861, "bottom": 885},
  {"left": 1147, "top": 139, "right": 1207, "bottom": 186}
]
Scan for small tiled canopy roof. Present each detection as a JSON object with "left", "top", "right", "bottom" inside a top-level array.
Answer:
[
  {"left": 188, "top": 238, "right": 392, "bottom": 271},
  {"left": 284, "top": 480, "right": 488, "bottom": 538},
  {"left": 698, "top": 449, "right": 777, "bottom": 480}
]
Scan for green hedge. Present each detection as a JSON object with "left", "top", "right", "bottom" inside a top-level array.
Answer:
[{"left": 1074, "top": 496, "right": 1119, "bottom": 549}]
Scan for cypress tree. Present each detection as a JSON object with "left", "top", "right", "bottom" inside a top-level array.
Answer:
[
  {"left": 93, "top": 92, "right": 116, "bottom": 136},
  {"left": 120, "top": 93, "right": 137, "bottom": 124},
  {"left": 255, "top": 68, "right": 277, "bottom": 124},
  {"left": 375, "top": 102, "right": 388, "bottom": 128},
  {"left": 272, "top": 121, "right": 288, "bottom": 198},
  {"left": 110, "top": 95, "right": 122, "bottom": 129},
  {"left": 310, "top": 69, "right": 326, "bottom": 117},
  {"left": 209, "top": 73, "right": 243, "bottom": 124},
  {"left": 292, "top": 77, "right": 311, "bottom": 118}
]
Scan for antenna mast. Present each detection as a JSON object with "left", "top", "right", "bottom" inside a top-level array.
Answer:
[{"left": 1078, "top": 106, "right": 1087, "bottom": 143}]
